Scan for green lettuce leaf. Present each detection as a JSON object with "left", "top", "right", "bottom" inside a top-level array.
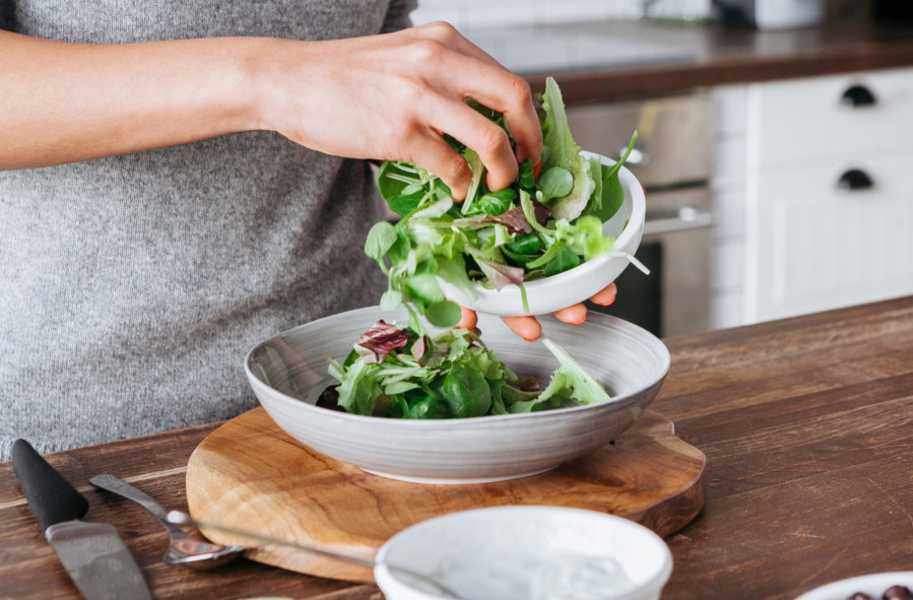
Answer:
[
  {"left": 509, "top": 338, "right": 610, "bottom": 413},
  {"left": 541, "top": 77, "right": 595, "bottom": 221}
]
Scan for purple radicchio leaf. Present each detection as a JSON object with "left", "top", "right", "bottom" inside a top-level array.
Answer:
[
  {"left": 476, "top": 259, "right": 525, "bottom": 290},
  {"left": 355, "top": 320, "right": 409, "bottom": 361},
  {"left": 453, "top": 207, "right": 532, "bottom": 234},
  {"left": 534, "top": 202, "right": 550, "bottom": 226}
]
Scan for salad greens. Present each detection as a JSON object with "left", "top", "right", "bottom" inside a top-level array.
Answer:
[
  {"left": 366, "top": 77, "right": 641, "bottom": 333},
  {"left": 321, "top": 320, "right": 610, "bottom": 418}
]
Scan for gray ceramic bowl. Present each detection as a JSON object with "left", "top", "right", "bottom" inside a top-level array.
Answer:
[{"left": 245, "top": 307, "right": 670, "bottom": 484}]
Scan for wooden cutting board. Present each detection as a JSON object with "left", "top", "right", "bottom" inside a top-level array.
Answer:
[{"left": 185, "top": 407, "right": 705, "bottom": 582}]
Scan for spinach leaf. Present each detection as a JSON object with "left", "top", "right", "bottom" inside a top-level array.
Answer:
[
  {"left": 404, "top": 273, "right": 445, "bottom": 305},
  {"left": 364, "top": 222, "right": 397, "bottom": 269},
  {"left": 518, "top": 159, "right": 536, "bottom": 190},
  {"left": 387, "top": 189, "right": 425, "bottom": 217},
  {"left": 542, "top": 242, "right": 580, "bottom": 276},
  {"left": 505, "top": 233, "right": 542, "bottom": 256},
  {"left": 424, "top": 300, "right": 461, "bottom": 327},
  {"left": 526, "top": 240, "right": 579, "bottom": 276},
  {"left": 441, "top": 362, "right": 492, "bottom": 418},
  {"left": 476, "top": 188, "right": 516, "bottom": 216},
  {"left": 539, "top": 166, "right": 573, "bottom": 201}
]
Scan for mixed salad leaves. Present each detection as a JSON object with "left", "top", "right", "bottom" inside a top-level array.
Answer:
[
  {"left": 321, "top": 320, "right": 610, "bottom": 418},
  {"left": 365, "top": 77, "right": 642, "bottom": 334}
]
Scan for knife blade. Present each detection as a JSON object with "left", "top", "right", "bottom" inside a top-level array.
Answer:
[{"left": 12, "top": 439, "right": 152, "bottom": 600}]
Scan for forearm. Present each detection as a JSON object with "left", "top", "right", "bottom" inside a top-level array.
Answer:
[{"left": 0, "top": 31, "right": 268, "bottom": 170}]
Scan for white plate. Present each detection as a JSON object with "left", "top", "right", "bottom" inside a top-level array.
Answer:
[
  {"left": 438, "top": 151, "right": 646, "bottom": 317},
  {"left": 245, "top": 307, "right": 669, "bottom": 484},
  {"left": 374, "top": 505, "right": 673, "bottom": 600},
  {"left": 796, "top": 572, "right": 913, "bottom": 600}
]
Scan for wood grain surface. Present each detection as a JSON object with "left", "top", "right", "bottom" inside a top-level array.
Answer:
[
  {"left": 520, "top": 20, "right": 913, "bottom": 104},
  {"left": 184, "top": 408, "right": 705, "bottom": 582},
  {"left": 3, "top": 296, "right": 913, "bottom": 599}
]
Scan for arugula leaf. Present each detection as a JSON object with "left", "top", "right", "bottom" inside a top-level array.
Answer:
[{"left": 584, "top": 130, "right": 638, "bottom": 222}]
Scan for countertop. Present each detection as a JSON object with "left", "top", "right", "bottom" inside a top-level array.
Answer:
[
  {"left": 486, "top": 19, "right": 913, "bottom": 102},
  {"left": 4, "top": 296, "right": 913, "bottom": 598}
]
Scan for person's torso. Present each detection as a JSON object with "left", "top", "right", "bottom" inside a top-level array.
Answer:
[{"left": 0, "top": 0, "right": 405, "bottom": 457}]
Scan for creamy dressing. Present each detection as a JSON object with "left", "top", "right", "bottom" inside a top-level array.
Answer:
[{"left": 397, "top": 550, "right": 638, "bottom": 599}]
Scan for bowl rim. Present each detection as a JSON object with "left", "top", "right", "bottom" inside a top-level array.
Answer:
[
  {"left": 374, "top": 505, "right": 674, "bottom": 598},
  {"left": 795, "top": 571, "right": 913, "bottom": 600},
  {"left": 244, "top": 307, "right": 670, "bottom": 428},
  {"left": 465, "top": 151, "right": 646, "bottom": 297}
]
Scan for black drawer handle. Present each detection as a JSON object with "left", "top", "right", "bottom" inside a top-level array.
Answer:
[
  {"left": 837, "top": 168, "right": 874, "bottom": 191},
  {"left": 840, "top": 84, "right": 877, "bottom": 108}
]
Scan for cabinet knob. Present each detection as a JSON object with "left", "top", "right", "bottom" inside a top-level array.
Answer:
[
  {"left": 837, "top": 168, "right": 875, "bottom": 191},
  {"left": 840, "top": 84, "right": 877, "bottom": 108}
]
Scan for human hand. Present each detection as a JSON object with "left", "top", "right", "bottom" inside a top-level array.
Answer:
[
  {"left": 457, "top": 283, "right": 618, "bottom": 341},
  {"left": 252, "top": 21, "right": 542, "bottom": 198}
]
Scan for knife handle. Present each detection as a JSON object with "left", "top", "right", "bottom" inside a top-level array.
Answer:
[{"left": 12, "top": 439, "right": 89, "bottom": 531}]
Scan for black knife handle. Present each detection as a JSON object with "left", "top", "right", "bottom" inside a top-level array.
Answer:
[{"left": 12, "top": 439, "right": 89, "bottom": 531}]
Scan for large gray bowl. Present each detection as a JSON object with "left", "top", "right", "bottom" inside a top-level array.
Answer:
[{"left": 245, "top": 307, "right": 670, "bottom": 484}]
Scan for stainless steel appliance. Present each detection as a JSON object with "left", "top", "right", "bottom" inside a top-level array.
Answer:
[{"left": 569, "top": 93, "right": 715, "bottom": 337}]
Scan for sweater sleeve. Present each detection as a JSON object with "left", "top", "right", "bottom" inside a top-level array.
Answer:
[
  {"left": 381, "top": 0, "right": 417, "bottom": 33},
  {"left": 0, "top": 1, "right": 15, "bottom": 32}
]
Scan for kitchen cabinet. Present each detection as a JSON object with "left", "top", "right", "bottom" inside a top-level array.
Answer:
[{"left": 714, "top": 66, "right": 913, "bottom": 325}]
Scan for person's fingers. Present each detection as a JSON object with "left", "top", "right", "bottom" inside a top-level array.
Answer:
[
  {"left": 422, "top": 96, "right": 517, "bottom": 191},
  {"left": 431, "top": 54, "right": 543, "bottom": 166},
  {"left": 502, "top": 315, "right": 542, "bottom": 341},
  {"left": 405, "top": 129, "right": 472, "bottom": 200},
  {"left": 554, "top": 303, "right": 588, "bottom": 325},
  {"left": 458, "top": 305, "right": 478, "bottom": 330},
  {"left": 590, "top": 283, "right": 618, "bottom": 307}
]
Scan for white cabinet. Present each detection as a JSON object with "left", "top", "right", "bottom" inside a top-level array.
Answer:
[
  {"left": 748, "top": 68, "right": 913, "bottom": 170},
  {"left": 745, "top": 154, "right": 913, "bottom": 321},
  {"left": 743, "top": 67, "right": 913, "bottom": 323}
]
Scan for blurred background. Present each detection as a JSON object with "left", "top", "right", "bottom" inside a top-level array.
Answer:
[{"left": 407, "top": 0, "right": 913, "bottom": 337}]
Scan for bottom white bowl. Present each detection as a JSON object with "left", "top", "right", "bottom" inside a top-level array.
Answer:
[
  {"left": 374, "top": 505, "right": 673, "bottom": 600},
  {"left": 245, "top": 307, "right": 670, "bottom": 484}
]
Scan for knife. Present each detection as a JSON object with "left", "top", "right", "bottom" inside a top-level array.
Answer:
[{"left": 12, "top": 439, "right": 153, "bottom": 600}]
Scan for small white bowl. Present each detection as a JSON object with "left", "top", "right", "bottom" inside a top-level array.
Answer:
[
  {"left": 438, "top": 151, "right": 646, "bottom": 317},
  {"left": 796, "top": 572, "right": 913, "bottom": 600},
  {"left": 245, "top": 306, "right": 669, "bottom": 484},
  {"left": 374, "top": 505, "right": 673, "bottom": 600}
]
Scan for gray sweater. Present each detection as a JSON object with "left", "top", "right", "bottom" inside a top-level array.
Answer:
[{"left": 0, "top": 0, "right": 414, "bottom": 459}]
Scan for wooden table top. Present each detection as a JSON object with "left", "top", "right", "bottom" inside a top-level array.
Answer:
[{"left": 4, "top": 296, "right": 913, "bottom": 599}]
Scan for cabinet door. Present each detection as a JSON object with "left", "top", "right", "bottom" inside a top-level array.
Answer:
[
  {"left": 749, "top": 67, "right": 913, "bottom": 169},
  {"left": 745, "top": 153, "right": 913, "bottom": 322}
]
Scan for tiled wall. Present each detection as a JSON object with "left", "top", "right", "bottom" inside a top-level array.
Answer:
[{"left": 411, "top": 0, "right": 712, "bottom": 31}]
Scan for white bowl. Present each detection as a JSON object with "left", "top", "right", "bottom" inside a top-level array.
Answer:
[
  {"left": 374, "top": 505, "right": 673, "bottom": 600},
  {"left": 245, "top": 306, "right": 669, "bottom": 484},
  {"left": 796, "top": 572, "right": 913, "bottom": 600},
  {"left": 438, "top": 151, "right": 646, "bottom": 317}
]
